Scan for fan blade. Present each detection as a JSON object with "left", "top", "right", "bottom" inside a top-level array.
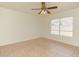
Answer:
[
  {"left": 32, "top": 8, "right": 41, "bottom": 10},
  {"left": 47, "top": 10, "right": 51, "bottom": 14},
  {"left": 47, "top": 6, "right": 57, "bottom": 9},
  {"left": 38, "top": 10, "right": 42, "bottom": 14}
]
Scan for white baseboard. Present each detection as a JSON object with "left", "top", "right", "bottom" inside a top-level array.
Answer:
[
  {"left": 0, "top": 36, "right": 41, "bottom": 46},
  {"left": 44, "top": 36, "right": 79, "bottom": 47}
]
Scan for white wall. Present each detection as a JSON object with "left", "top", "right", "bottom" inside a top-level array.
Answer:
[
  {"left": 43, "top": 8, "right": 79, "bottom": 47},
  {"left": 0, "top": 7, "right": 43, "bottom": 46},
  {"left": 0, "top": 6, "right": 79, "bottom": 47}
]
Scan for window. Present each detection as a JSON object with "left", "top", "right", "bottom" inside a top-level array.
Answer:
[
  {"left": 51, "top": 19, "right": 59, "bottom": 35},
  {"left": 60, "top": 17, "right": 73, "bottom": 37},
  {"left": 51, "top": 17, "right": 73, "bottom": 37}
]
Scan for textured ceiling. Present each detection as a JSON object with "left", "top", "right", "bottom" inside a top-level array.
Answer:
[{"left": 0, "top": 2, "right": 79, "bottom": 14}]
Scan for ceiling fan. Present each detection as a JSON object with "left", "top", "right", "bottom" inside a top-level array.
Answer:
[{"left": 32, "top": 2, "right": 57, "bottom": 14}]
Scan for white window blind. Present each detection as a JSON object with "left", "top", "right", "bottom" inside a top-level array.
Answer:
[
  {"left": 51, "top": 17, "right": 73, "bottom": 37},
  {"left": 51, "top": 19, "right": 59, "bottom": 35}
]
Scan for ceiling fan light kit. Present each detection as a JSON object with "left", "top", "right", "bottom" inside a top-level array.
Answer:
[{"left": 39, "top": 10, "right": 48, "bottom": 15}]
